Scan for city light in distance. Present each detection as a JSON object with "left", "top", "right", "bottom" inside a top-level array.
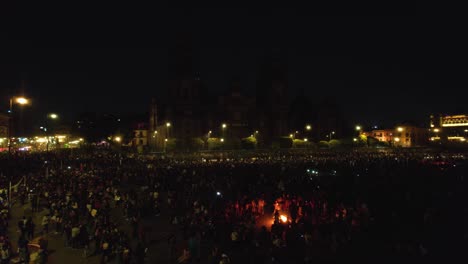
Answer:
[
  {"left": 397, "top": 127, "right": 404, "bottom": 132},
  {"left": 166, "top": 122, "right": 171, "bottom": 127},
  {"left": 49, "top": 113, "right": 58, "bottom": 119},
  {"left": 355, "top": 126, "right": 361, "bottom": 131},
  {"left": 394, "top": 137, "right": 400, "bottom": 142},
  {"left": 306, "top": 125, "right": 311, "bottom": 130},
  {"left": 114, "top": 136, "right": 121, "bottom": 142}
]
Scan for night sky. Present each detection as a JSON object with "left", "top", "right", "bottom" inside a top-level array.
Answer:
[{"left": 1, "top": 8, "right": 466, "bottom": 131}]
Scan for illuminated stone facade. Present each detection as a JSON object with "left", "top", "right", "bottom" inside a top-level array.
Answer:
[
  {"left": 392, "top": 126, "right": 428, "bottom": 147},
  {"left": 367, "top": 129, "right": 394, "bottom": 143},
  {"left": 440, "top": 115, "right": 468, "bottom": 127},
  {"left": 364, "top": 126, "right": 428, "bottom": 147},
  {"left": 430, "top": 114, "right": 468, "bottom": 141}
]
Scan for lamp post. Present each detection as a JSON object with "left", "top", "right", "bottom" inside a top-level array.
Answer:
[
  {"left": 166, "top": 122, "right": 171, "bottom": 140},
  {"left": 7, "top": 96, "right": 29, "bottom": 208},
  {"left": 221, "top": 123, "right": 227, "bottom": 141},
  {"left": 8, "top": 97, "right": 29, "bottom": 154},
  {"left": 44, "top": 113, "right": 59, "bottom": 152},
  {"left": 206, "top": 130, "right": 212, "bottom": 150},
  {"left": 355, "top": 125, "right": 362, "bottom": 140}
]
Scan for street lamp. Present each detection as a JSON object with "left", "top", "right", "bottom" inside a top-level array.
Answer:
[
  {"left": 13, "top": 97, "right": 29, "bottom": 106},
  {"left": 306, "top": 125, "right": 311, "bottom": 131},
  {"left": 45, "top": 113, "right": 60, "bottom": 152},
  {"left": 355, "top": 125, "right": 362, "bottom": 138},
  {"left": 166, "top": 122, "right": 171, "bottom": 139},
  {"left": 8, "top": 97, "right": 30, "bottom": 154},
  {"left": 6, "top": 96, "right": 29, "bottom": 207},
  {"left": 221, "top": 123, "right": 227, "bottom": 138}
]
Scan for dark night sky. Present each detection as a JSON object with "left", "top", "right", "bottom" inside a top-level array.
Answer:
[{"left": 1, "top": 7, "right": 466, "bottom": 131}]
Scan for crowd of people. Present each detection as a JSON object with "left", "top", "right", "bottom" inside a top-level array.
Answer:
[{"left": 0, "top": 148, "right": 466, "bottom": 263}]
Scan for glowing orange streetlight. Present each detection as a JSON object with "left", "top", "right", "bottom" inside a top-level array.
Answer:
[{"left": 14, "top": 97, "right": 29, "bottom": 105}]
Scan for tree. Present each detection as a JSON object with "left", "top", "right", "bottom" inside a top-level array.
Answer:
[
  {"left": 241, "top": 136, "right": 257, "bottom": 149},
  {"left": 366, "top": 136, "right": 379, "bottom": 147},
  {"left": 328, "top": 139, "right": 342, "bottom": 149},
  {"left": 207, "top": 138, "right": 223, "bottom": 150},
  {"left": 293, "top": 139, "right": 314, "bottom": 148},
  {"left": 318, "top": 141, "right": 329, "bottom": 149}
]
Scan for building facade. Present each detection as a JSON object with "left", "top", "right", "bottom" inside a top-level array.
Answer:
[
  {"left": 0, "top": 113, "right": 8, "bottom": 138},
  {"left": 363, "top": 125, "right": 428, "bottom": 147},
  {"left": 430, "top": 114, "right": 468, "bottom": 142},
  {"left": 366, "top": 129, "right": 394, "bottom": 143},
  {"left": 392, "top": 125, "right": 428, "bottom": 147},
  {"left": 218, "top": 80, "right": 256, "bottom": 140}
]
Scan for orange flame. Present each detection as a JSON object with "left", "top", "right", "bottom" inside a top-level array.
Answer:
[{"left": 280, "top": 215, "right": 288, "bottom": 223}]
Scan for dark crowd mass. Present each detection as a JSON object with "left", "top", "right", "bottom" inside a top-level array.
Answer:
[{"left": 0, "top": 148, "right": 467, "bottom": 263}]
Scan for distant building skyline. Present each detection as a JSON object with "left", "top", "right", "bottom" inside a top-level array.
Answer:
[{"left": 2, "top": 13, "right": 466, "bottom": 134}]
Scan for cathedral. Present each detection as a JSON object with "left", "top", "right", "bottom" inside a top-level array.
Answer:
[{"left": 141, "top": 40, "right": 346, "bottom": 151}]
